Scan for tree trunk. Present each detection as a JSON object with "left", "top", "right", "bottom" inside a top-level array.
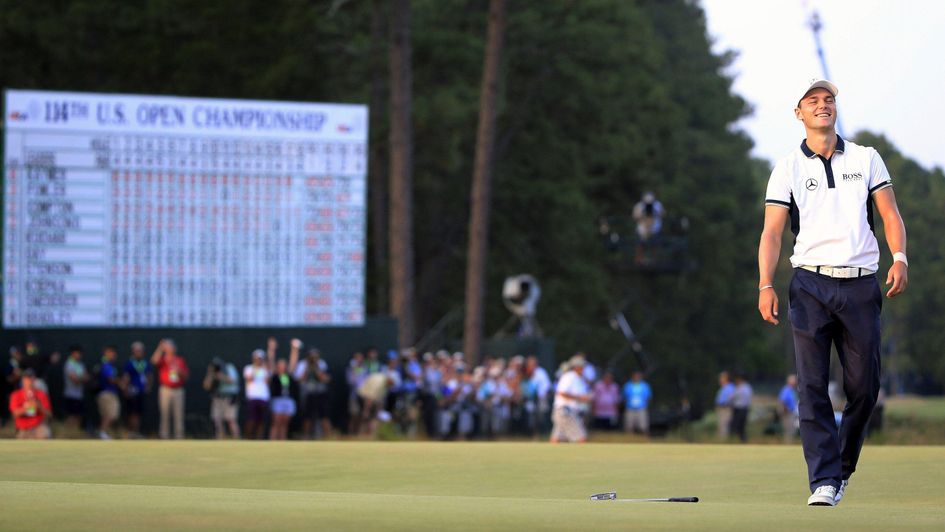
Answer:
[
  {"left": 388, "top": 0, "right": 415, "bottom": 347},
  {"left": 463, "top": 0, "right": 508, "bottom": 365},
  {"left": 368, "top": 0, "right": 388, "bottom": 315}
]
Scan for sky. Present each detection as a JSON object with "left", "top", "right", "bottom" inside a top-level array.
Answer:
[{"left": 700, "top": 0, "right": 945, "bottom": 171}]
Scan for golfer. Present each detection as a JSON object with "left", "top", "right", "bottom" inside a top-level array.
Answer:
[
  {"left": 550, "top": 355, "right": 592, "bottom": 443},
  {"left": 758, "top": 79, "right": 908, "bottom": 506}
]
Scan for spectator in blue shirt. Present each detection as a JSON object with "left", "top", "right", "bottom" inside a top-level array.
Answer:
[
  {"left": 715, "top": 371, "right": 735, "bottom": 440},
  {"left": 95, "top": 346, "right": 121, "bottom": 440},
  {"left": 622, "top": 371, "right": 652, "bottom": 435},
  {"left": 122, "top": 341, "right": 152, "bottom": 438},
  {"left": 779, "top": 374, "right": 799, "bottom": 443}
]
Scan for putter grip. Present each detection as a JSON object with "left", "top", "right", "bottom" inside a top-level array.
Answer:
[{"left": 668, "top": 497, "right": 699, "bottom": 503}]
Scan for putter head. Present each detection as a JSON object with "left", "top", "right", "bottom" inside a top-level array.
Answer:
[{"left": 590, "top": 492, "right": 617, "bottom": 501}]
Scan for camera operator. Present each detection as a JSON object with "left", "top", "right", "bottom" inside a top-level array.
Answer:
[
  {"left": 632, "top": 191, "right": 665, "bottom": 242},
  {"left": 151, "top": 339, "right": 189, "bottom": 439},
  {"left": 295, "top": 346, "right": 332, "bottom": 439},
  {"left": 9, "top": 369, "right": 52, "bottom": 439},
  {"left": 203, "top": 357, "right": 240, "bottom": 439}
]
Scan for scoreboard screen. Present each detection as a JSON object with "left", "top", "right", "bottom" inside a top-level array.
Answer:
[{"left": 2, "top": 90, "right": 367, "bottom": 328}]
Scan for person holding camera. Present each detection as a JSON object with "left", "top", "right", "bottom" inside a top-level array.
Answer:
[
  {"left": 295, "top": 347, "right": 332, "bottom": 439},
  {"left": 632, "top": 191, "right": 665, "bottom": 265},
  {"left": 632, "top": 191, "right": 665, "bottom": 241},
  {"left": 151, "top": 339, "right": 189, "bottom": 439},
  {"left": 204, "top": 357, "right": 240, "bottom": 439},
  {"left": 9, "top": 369, "right": 52, "bottom": 439}
]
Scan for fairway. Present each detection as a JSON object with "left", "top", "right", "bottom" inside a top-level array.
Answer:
[{"left": 1, "top": 441, "right": 943, "bottom": 530}]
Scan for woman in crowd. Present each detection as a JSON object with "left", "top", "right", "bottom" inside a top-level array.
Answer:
[{"left": 268, "top": 339, "right": 301, "bottom": 440}]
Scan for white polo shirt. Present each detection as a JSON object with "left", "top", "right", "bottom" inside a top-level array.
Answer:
[
  {"left": 553, "top": 370, "right": 588, "bottom": 410},
  {"left": 765, "top": 137, "right": 892, "bottom": 271}
]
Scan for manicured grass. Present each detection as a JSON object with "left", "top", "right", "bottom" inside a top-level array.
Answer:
[{"left": 1, "top": 441, "right": 944, "bottom": 530}]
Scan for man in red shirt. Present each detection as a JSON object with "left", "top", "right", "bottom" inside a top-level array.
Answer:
[
  {"left": 151, "top": 339, "right": 189, "bottom": 439},
  {"left": 8, "top": 369, "right": 52, "bottom": 439}
]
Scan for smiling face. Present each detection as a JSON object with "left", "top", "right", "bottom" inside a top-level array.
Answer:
[{"left": 795, "top": 88, "right": 837, "bottom": 133}]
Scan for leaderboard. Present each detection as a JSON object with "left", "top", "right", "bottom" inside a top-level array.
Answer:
[{"left": 2, "top": 90, "right": 367, "bottom": 328}]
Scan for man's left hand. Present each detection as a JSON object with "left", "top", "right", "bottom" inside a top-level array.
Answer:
[{"left": 886, "top": 261, "right": 908, "bottom": 298}]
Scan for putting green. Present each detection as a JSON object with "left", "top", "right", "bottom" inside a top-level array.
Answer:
[{"left": 1, "top": 441, "right": 943, "bottom": 530}]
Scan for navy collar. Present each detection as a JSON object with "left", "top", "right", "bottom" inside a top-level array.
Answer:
[{"left": 800, "top": 135, "right": 845, "bottom": 158}]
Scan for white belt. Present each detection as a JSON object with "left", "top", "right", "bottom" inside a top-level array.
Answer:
[{"left": 799, "top": 265, "right": 876, "bottom": 279}]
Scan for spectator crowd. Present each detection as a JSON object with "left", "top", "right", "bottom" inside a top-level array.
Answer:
[{"left": 3, "top": 338, "right": 669, "bottom": 442}]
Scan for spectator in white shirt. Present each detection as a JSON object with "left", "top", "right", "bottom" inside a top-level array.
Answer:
[
  {"left": 550, "top": 355, "right": 592, "bottom": 443},
  {"left": 243, "top": 341, "right": 274, "bottom": 439}
]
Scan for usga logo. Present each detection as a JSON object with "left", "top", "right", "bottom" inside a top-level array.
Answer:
[
  {"left": 842, "top": 172, "right": 864, "bottom": 181},
  {"left": 7, "top": 100, "right": 42, "bottom": 122}
]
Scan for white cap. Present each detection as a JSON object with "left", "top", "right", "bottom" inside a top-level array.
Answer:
[
  {"left": 568, "top": 354, "right": 586, "bottom": 368},
  {"left": 799, "top": 78, "right": 838, "bottom": 105}
]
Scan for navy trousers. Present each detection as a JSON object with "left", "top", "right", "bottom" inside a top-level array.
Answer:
[{"left": 788, "top": 268, "right": 882, "bottom": 492}]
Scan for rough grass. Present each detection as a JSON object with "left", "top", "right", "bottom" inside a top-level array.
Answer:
[
  {"left": 885, "top": 395, "right": 945, "bottom": 421},
  {"left": 1, "top": 441, "right": 943, "bottom": 530}
]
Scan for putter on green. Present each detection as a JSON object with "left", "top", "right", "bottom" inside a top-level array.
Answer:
[{"left": 590, "top": 492, "right": 698, "bottom": 503}]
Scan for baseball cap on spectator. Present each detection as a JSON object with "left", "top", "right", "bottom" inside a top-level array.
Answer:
[
  {"left": 422, "top": 352, "right": 434, "bottom": 362},
  {"left": 798, "top": 78, "right": 838, "bottom": 106},
  {"left": 387, "top": 350, "right": 399, "bottom": 360},
  {"left": 568, "top": 354, "right": 586, "bottom": 368},
  {"left": 557, "top": 361, "right": 571, "bottom": 376},
  {"left": 252, "top": 349, "right": 265, "bottom": 360}
]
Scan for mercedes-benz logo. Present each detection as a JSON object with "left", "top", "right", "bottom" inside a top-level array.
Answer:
[{"left": 805, "top": 178, "right": 819, "bottom": 191}]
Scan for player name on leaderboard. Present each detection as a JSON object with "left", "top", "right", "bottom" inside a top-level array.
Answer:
[{"left": 3, "top": 90, "right": 367, "bottom": 328}]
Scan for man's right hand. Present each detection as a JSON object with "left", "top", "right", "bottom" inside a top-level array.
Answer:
[{"left": 758, "top": 287, "right": 780, "bottom": 325}]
